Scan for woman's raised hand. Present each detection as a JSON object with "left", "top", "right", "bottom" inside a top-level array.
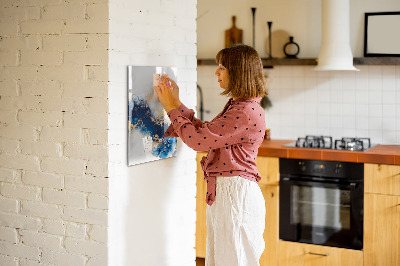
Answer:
[
  {"left": 162, "top": 76, "right": 181, "bottom": 109},
  {"left": 154, "top": 79, "right": 176, "bottom": 113}
]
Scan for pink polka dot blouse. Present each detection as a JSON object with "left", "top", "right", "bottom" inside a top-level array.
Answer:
[{"left": 164, "top": 97, "right": 266, "bottom": 206}]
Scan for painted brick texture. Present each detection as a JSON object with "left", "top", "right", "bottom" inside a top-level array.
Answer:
[
  {"left": 0, "top": 1, "right": 109, "bottom": 265},
  {"left": 1, "top": 0, "right": 198, "bottom": 265},
  {"left": 108, "top": 0, "right": 198, "bottom": 265}
]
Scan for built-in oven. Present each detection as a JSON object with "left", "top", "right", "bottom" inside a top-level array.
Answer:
[{"left": 279, "top": 158, "right": 364, "bottom": 250}]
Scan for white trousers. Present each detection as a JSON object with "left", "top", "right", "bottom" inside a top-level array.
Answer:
[{"left": 205, "top": 176, "right": 266, "bottom": 266}]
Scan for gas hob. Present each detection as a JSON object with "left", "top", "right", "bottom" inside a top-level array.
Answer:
[{"left": 283, "top": 135, "right": 376, "bottom": 152}]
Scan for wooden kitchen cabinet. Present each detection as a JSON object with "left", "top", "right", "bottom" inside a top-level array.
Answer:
[
  {"left": 196, "top": 152, "right": 208, "bottom": 258},
  {"left": 364, "top": 163, "right": 400, "bottom": 196},
  {"left": 256, "top": 156, "right": 279, "bottom": 186},
  {"left": 259, "top": 184, "right": 279, "bottom": 266},
  {"left": 196, "top": 157, "right": 400, "bottom": 264},
  {"left": 364, "top": 193, "right": 400, "bottom": 266},
  {"left": 256, "top": 156, "right": 280, "bottom": 266},
  {"left": 278, "top": 241, "right": 363, "bottom": 266},
  {"left": 364, "top": 163, "right": 400, "bottom": 266}
]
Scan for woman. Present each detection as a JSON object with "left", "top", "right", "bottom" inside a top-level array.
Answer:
[{"left": 155, "top": 45, "right": 267, "bottom": 266}]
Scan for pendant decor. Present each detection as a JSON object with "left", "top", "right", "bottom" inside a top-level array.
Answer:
[
  {"left": 251, "top": 7, "right": 256, "bottom": 48},
  {"left": 283, "top": 36, "right": 300, "bottom": 58},
  {"left": 267, "top": 21, "right": 273, "bottom": 58}
]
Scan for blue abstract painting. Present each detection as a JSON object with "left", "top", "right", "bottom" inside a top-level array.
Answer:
[{"left": 128, "top": 66, "right": 178, "bottom": 166}]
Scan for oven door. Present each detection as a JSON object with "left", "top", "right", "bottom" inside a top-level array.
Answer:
[{"left": 279, "top": 177, "right": 363, "bottom": 250}]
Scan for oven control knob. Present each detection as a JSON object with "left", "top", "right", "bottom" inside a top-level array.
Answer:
[
  {"left": 334, "top": 164, "right": 342, "bottom": 174},
  {"left": 298, "top": 161, "right": 306, "bottom": 171}
]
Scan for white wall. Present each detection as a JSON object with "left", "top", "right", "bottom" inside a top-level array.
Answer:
[
  {"left": 0, "top": 1, "right": 109, "bottom": 265},
  {"left": 198, "top": 0, "right": 400, "bottom": 58},
  {"left": 265, "top": 65, "right": 400, "bottom": 144},
  {"left": 198, "top": 65, "right": 400, "bottom": 145},
  {"left": 108, "top": 0, "right": 198, "bottom": 265},
  {"left": 197, "top": 0, "right": 400, "bottom": 145}
]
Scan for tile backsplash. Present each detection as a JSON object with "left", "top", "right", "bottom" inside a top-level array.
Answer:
[{"left": 197, "top": 65, "right": 400, "bottom": 145}]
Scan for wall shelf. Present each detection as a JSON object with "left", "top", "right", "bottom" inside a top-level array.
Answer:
[
  {"left": 261, "top": 58, "right": 317, "bottom": 67},
  {"left": 353, "top": 57, "right": 400, "bottom": 65},
  {"left": 197, "top": 57, "right": 400, "bottom": 68}
]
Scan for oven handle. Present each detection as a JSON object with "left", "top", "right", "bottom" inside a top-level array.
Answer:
[{"left": 281, "top": 177, "right": 358, "bottom": 188}]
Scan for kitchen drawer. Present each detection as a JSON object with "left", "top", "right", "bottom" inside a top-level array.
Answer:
[
  {"left": 278, "top": 241, "right": 363, "bottom": 266},
  {"left": 365, "top": 163, "right": 400, "bottom": 196}
]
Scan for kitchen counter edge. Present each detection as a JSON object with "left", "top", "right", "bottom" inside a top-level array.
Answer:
[{"left": 257, "top": 139, "right": 400, "bottom": 165}]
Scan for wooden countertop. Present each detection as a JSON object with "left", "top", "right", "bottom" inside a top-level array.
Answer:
[{"left": 258, "top": 139, "right": 400, "bottom": 165}]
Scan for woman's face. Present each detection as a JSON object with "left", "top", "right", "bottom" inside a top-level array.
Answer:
[{"left": 215, "top": 64, "right": 229, "bottom": 89}]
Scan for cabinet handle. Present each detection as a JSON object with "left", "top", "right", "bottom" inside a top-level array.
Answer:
[{"left": 309, "top": 252, "right": 329, "bottom": 257}]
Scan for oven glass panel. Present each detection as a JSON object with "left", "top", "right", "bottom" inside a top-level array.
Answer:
[{"left": 291, "top": 185, "right": 351, "bottom": 230}]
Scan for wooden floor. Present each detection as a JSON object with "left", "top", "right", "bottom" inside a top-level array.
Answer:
[{"left": 196, "top": 257, "right": 205, "bottom": 266}]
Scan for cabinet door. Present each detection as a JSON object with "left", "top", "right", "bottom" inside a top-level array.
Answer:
[
  {"left": 278, "top": 241, "right": 363, "bottom": 266},
  {"left": 256, "top": 156, "right": 279, "bottom": 186},
  {"left": 365, "top": 163, "right": 400, "bottom": 196},
  {"left": 364, "top": 193, "right": 400, "bottom": 266},
  {"left": 259, "top": 185, "right": 279, "bottom": 266},
  {"left": 196, "top": 152, "right": 208, "bottom": 258}
]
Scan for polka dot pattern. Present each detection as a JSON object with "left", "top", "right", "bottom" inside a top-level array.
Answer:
[{"left": 164, "top": 98, "right": 266, "bottom": 206}]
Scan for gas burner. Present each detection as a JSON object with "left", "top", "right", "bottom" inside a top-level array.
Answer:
[
  {"left": 334, "top": 137, "right": 371, "bottom": 151},
  {"left": 285, "top": 136, "right": 373, "bottom": 151},
  {"left": 295, "top": 135, "right": 333, "bottom": 149}
]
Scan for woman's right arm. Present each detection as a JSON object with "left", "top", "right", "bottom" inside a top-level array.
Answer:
[
  {"left": 165, "top": 106, "right": 251, "bottom": 152},
  {"left": 163, "top": 103, "right": 204, "bottom": 138},
  {"left": 174, "top": 103, "right": 204, "bottom": 127}
]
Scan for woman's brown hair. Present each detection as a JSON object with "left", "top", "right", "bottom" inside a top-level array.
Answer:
[{"left": 215, "top": 45, "right": 267, "bottom": 99}]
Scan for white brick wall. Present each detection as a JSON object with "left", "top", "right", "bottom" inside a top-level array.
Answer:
[
  {"left": 1, "top": 0, "right": 198, "bottom": 265},
  {"left": 0, "top": 1, "right": 109, "bottom": 265},
  {"left": 108, "top": 0, "right": 197, "bottom": 265}
]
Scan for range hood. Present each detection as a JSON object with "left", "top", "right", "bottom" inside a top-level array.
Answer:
[{"left": 314, "top": 0, "right": 359, "bottom": 71}]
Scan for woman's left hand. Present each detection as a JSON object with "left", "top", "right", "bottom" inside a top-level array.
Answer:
[{"left": 154, "top": 80, "right": 176, "bottom": 113}]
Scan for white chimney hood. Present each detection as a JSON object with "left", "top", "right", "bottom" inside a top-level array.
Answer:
[{"left": 314, "top": 0, "right": 359, "bottom": 71}]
